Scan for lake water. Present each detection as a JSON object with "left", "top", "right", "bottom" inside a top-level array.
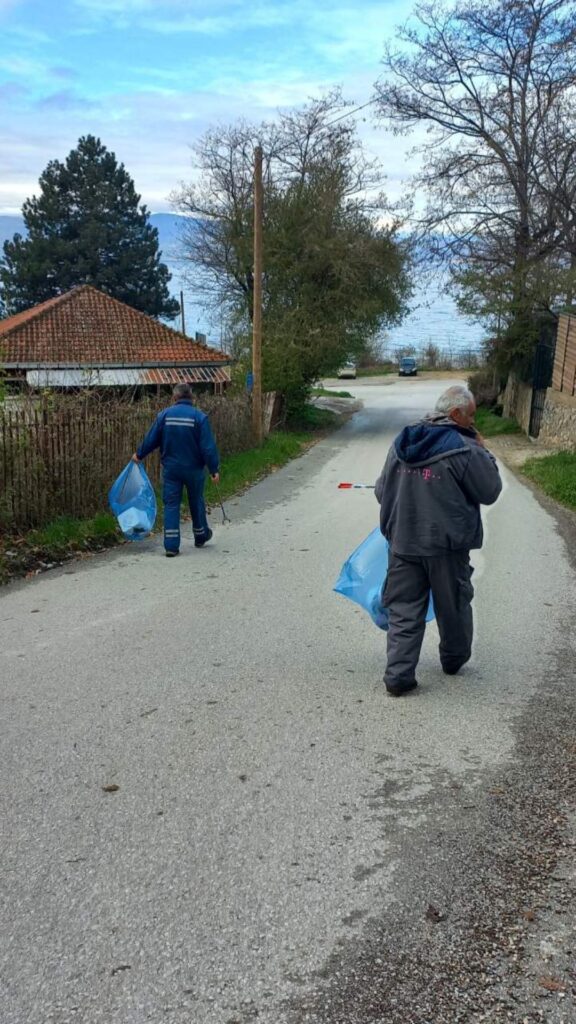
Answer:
[
  {"left": 168, "top": 261, "right": 485, "bottom": 357},
  {"left": 1, "top": 211, "right": 485, "bottom": 355}
]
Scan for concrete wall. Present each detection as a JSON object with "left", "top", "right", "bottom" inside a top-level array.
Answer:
[
  {"left": 502, "top": 373, "right": 533, "bottom": 434},
  {"left": 539, "top": 388, "right": 576, "bottom": 448}
]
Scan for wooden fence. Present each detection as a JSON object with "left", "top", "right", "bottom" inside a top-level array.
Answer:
[
  {"left": 0, "top": 394, "right": 254, "bottom": 530},
  {"left": 553, "top": 314, "right": 576, "bottom": 397}
]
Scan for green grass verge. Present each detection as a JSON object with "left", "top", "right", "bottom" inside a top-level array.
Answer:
[
  {"left": 205, "top": 430, "right": 314, "bottom": 505},
  {"left": 475, "top": 406, "right": 521, "bottom": 437},
  {"left": 0, "top": 427, "right": 330, "bottom": 583},
  {"left": 0, "top": 511, "right": 119, "bottom": 584},
  {"left": 355, "top": 366, "right": 393, "bottom": 377},
  {"left": 523, "top": 451, "right": 576, "bottom": 511},
  {"left": 28, "top": 512, "right": 118, "bottom": 551},
  {"left": 312, "top": 387, "right": 354, "bottom": 398},
  {"left": 286, "top": 405, "right": 339, "bottom": 431}
]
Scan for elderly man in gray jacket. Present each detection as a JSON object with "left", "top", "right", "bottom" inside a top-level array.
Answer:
[{"left": 375, "top": 385, "right": 502, "bottom": 697}]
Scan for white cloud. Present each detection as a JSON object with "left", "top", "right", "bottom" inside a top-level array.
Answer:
[
  {"left": 2, "top": 22, "right": 52, "bottom": 43},
  {"left": 0, "top": 0, "right": 422, "bottom": 215},
  {"left": 0, "top": 69, "right": 424, "bottom": 216},
  {"left": 71, "top": 0, "right": 410, "bottom": 40},
  {"left": 37, "top": 88, "right": 97, "bottom": 110},
  {"left": 145, "top": 4, "right": 292, "bottom": 35},
  {"left": 73, "top": 0, "right": 244, "bottom": 20},
  {"left": 0, "top": 55, "right": 48, "bottom": 76}
]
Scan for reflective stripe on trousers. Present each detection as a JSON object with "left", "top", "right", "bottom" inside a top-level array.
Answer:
[{"left": 162, "top": 468, "right": 210, "bottom": 552}]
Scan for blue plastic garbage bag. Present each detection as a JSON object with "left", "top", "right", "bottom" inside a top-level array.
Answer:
[
  {"left": 108, "top": 461, "right": 157, "bottom": 541},
  {"left": 334, "top": 527, "right": 434, "bottom": 631}
]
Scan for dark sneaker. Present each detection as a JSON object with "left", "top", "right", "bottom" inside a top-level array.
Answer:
[
  {"left": 195, "top": 528, "right": 213, "bottom": 548},
  {"left": 385, "top": 680, "right": 418, "bottom": 697},
  {"left": 441, "top": 657, "right": 469, "bottom": 676},
  {"left": 165, "top": 550, "right": 180, "bottom": 558}
]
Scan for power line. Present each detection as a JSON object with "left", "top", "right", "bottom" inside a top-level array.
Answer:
[{"left": 322, "top": 98, "right": 378, "bottom": 129}]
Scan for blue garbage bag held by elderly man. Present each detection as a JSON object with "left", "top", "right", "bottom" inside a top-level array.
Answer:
[
  {"left": 133, "top": 383, "right": 220, "bottom": 558},
  {"left": 374, "top": 385, "right": 502, "bottom": 697}
]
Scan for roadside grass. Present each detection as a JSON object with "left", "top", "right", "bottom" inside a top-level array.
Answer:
[
  {"left": 356, "top": 366, "right": 393, "bottom": 377},
  {"left": 355, "top": 366, "right": 478, "bottom": 379},
  {"left": 0, "top": 511, "right": 119, "bottom": 584},
  {"left": 205, "top": 430, "right": 315, "bottom": 505},
  {"left": 475, "top": 406, "right": 521, "bottom": 437},
  {"left": 1, "top": 420, "right": 340, "bottom": 584},
  {"left": 287, "top": 405, "right": 339, "bottom": 431},
  {"left": 29, "top": 512, "right": 118, "bottom": 550},
  {"left": 523, "top": 451, "right": 576, "bottom": 511},
  {"left": 312, "top": 387, "right": 354, "bottom": 398}
]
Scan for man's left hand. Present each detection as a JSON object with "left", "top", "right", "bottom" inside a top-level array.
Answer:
[{"left": 132, "top": 453, "right": 140, "bottom": 462}]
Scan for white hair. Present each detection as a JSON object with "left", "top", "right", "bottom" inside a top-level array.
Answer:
[{"left": 435, "top": 385, "right": 475, "bottom": 415}]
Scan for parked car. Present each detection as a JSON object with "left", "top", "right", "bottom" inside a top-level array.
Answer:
[
  {"left": 398, "top": 357, "right": 418, "bottom": 377},
  {"left": 338, "top": 361, "right": 357, "bottom": 379}
]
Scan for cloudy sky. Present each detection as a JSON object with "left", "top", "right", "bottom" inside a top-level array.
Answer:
[{"left": 0, "top": 0, "right": 419, "bottom": 215}]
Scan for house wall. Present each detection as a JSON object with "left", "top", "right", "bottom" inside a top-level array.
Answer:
[{"left": 539, "top": 388, "right": 576, "bottom": 448}]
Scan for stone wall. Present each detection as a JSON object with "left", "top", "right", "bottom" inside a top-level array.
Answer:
[
  {"left": 502, "top": 374, "right": 533, "bottom": 434},
  {"left": 539, "top": 388, "right": 576, "bottom": 448}
]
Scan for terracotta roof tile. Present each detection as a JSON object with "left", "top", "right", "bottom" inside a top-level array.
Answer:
[{"left": 0, "top": 285, "right": 229, "bottom": 366}]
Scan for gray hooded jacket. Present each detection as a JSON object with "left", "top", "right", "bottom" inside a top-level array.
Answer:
[{"left": 375, "top": 414, "right": 502, "bottom": 557}]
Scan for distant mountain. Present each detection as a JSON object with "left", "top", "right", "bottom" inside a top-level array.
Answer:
[
  {"left": 150, "top": 212, "right": 190, "bottom": 261},
  {"left": 0, "top": 216, "right": 25, "bottom": 247},
  {"left": 0, "top": 211, "right": 483, "bottom": 349},
  {"left": 0, "top": 210, "right": 214, "bottom": 335},
  {"left": 0, "top": 212, "right": 194, "bottom": 255}
]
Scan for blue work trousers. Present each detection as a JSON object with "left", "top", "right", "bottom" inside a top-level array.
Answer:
[{"left": 162, "top": 467, "right": 210, "bottom": 552}]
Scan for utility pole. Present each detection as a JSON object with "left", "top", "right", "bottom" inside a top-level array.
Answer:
[
  {"left": 180, "top": 290, "right": 186, "bottom": 335},
  {"left": 252, "top": 145, "right": 264, "bottom": 445}
]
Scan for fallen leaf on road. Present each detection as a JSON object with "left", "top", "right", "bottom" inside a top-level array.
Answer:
[
  {"left": 538, "top": 976, "right": 566, "bottom": 992},
  {"left": 489, "top": 786, "right": 506, "bottom": 796},
  {"left": 102, "top": 784, "right": 120, "bottom": 793},
  {"left": 425, "top": 903, "right": 445, "bottom": 922},
  {"left": 523, "top": 909, "right": 536, "bottom": 921},
  {"left": 110, "top": 964, "right": 131, "bottom": 976}
]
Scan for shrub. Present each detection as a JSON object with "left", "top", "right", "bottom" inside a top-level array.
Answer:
[{"left": 468, "top": 369, "right": 500, "bottom": 408}]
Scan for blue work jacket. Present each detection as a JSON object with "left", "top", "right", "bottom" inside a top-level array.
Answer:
[{"left": 137, "top": 399, "right": 220, "bottom": 475}]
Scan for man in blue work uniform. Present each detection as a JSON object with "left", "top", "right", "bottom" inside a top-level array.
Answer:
[{"left": 133, "top": 383, "right": 220, "bottom": 557}]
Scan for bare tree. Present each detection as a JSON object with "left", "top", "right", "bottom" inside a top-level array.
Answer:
[
  {"left": 375, "top": 0, "right": 576, "bottom": 370},
  {"left": 423, "top": 341, "right": 441, "bottom": 368}
]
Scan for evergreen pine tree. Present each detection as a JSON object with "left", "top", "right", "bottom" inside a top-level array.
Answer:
[{"left": 0, "top": 135, "right": 180, "bottom": 319}]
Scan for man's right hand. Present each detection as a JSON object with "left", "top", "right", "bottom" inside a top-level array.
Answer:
[{"left": 211, "top": 472, "right": 220, "bottom": 484}]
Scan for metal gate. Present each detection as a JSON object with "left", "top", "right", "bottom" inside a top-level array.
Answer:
[{"left": 529, "top": 341, "right": 555, "bottom": 437}]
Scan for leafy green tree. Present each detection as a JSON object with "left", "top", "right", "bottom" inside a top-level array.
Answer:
[
  {"left": 172, "top": 92, "right": 411, "bottom": 407},
  {"left": 0, "top": 135, "right": 179, "bottom": 319}
]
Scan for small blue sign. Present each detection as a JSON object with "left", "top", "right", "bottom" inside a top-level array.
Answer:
[{"left": 246, "top": 371, "right": 254, "bottom": 394}]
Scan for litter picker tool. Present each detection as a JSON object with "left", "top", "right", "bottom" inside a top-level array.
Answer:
[
  {"left": 338, "top": 482, "right": 375, "bottom": 489},
  {"left": 214, "top": 481, "right": 231, "bottom": 524}
]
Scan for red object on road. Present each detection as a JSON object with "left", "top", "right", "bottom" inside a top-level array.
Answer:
[{"left": 338, "top": 482, "right": 374, "bottom": 489}]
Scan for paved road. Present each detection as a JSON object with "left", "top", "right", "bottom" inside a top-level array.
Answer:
[{"left": 1, "top": 380, "right": 575, "bottom": 1024}]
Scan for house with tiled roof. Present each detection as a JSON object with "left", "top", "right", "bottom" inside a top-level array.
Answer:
[{"left": 0, "top": 285, "right": 231, "bottom": 393}]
